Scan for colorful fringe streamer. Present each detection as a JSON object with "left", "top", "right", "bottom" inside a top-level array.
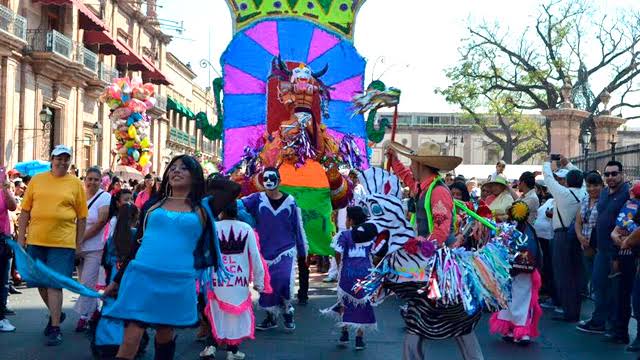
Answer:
[{"left": 353, "top": 235, "right": 514, "bottom": 315}]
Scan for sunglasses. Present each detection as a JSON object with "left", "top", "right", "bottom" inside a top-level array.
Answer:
[{"left": 604, "top": 171, "right": 620, "bottom": 177}]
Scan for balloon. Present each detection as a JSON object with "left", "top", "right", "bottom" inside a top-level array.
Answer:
[
  {"left": 127, "top": 125, "right": 137, "bottom": 139},
  {"left": 110, "top": 107, "right": 131, "bottom": 121},
  {"left": 132, "top": 149, "right": 140, "bottom": 161},
  {"left": 144, "top": 99, "right": 155, "bottom": 109},
  {"left": 139, "top": 152, "right": 150, "bottom": 167},
  {"left": 141, "top": 137, "right": 151, "bottom": 149},
  {"left": 127, "top": 99, "right": 147, "bottom": 113},
  {"left": 124, "top": 140, "right": 135, "bottom": 148},
  {"left": 119, "top": 146, "right": 127, "bottom": 154}
]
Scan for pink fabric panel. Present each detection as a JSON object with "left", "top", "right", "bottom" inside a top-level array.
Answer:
[
  {"left": 223, "top": 125, "right": 266, "bottom": 170},
  {"left": 307, "top": 28, "right": 340, "bottom": 63},
  {"left": 329, "top": 75, "right": 363, "bottom": 102},
  {"left": 223, "top": 65, "right": 267, "bottom": 95},
  {"left": 245, "top": 21, "right": 279, "bottom": 56},
  {"left": 205, "top": 300, "right": 256, "bottom": 346},
  {"left": 207, "top": 291, "right": 254, "bottom": 315},
  {"left": 326, "top": 129, "right": 369, "bottom": 169}
]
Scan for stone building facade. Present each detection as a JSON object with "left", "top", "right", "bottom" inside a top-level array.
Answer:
[{"left": 0, "top": 0, "right": 217, "bottom": 175}]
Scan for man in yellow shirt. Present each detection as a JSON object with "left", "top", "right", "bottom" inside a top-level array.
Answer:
[{"left": 16, "top": 145, "right": 88, "bottom": 346}]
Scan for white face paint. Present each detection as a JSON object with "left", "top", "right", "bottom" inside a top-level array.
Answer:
[
  {"left": 291, "top": 66, "right": 312, "bottom": 82},
  {"left": 263, "top": 170, "right": 280, "bottom": 190}
]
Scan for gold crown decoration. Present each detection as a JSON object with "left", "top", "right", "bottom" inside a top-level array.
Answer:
[{"left": 225, "top": 0, "right": 366, "bottom": 38}]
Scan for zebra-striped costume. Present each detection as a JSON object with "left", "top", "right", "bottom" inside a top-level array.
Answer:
[{"left": 357, "top": 167, "right": 481, "bottom": 339}]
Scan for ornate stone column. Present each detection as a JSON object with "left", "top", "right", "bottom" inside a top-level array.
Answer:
[
  {"left": 594, "top": 115, "right": 625, "bottom": 152},
  {"left": 592, "top": 90, "right": 626, "bottom": 152},
  {"left": 541, "top": 78, "right": 590, "bottom": 157}
]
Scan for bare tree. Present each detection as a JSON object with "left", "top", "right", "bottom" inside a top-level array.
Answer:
[{"left": 439, "top": 0, "right": 640, "bottom": 162}]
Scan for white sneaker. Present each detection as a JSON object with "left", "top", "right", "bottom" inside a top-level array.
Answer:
[
  {"left": 0, "top": 319, "right": 16, "bottom": 332},
  {"left": 227, "top": 351, "right": 246, "bottom": 360},
  {"left": 199, "top": 345, "right": 216, "bottom": 359}
]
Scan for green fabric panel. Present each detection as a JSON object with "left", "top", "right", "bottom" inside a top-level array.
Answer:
[{"left": 281, "top": 185, "right": 335, "bottom": 256}]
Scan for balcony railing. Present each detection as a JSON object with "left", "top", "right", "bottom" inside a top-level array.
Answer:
[
  {"left": 75, "top": 43, "right": 98, "bottom": 73},
  {"left": 98, "top": 63, "right": 118, "bottom": 84},
  {"left": 26, "top": 29, "right": 72, "bottom": 59},
  {"left": 0, "top": 4, "right": 26, "bottom": 40}
]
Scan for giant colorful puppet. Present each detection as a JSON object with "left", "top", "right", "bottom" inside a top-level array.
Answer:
[
  {"left": 220, "top": 0, "right": 372, "bottom": 255},
  {"left": 99, "top": 77, "right": 155, "bottom": 173}
]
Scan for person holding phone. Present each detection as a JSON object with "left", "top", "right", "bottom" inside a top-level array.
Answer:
[{"left": 543, "top": 154, "right": 586, "bottom": 323}]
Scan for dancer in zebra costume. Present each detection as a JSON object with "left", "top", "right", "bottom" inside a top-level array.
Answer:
[{"left": 382, "top": 141, "right": 484, "bottom": 360}]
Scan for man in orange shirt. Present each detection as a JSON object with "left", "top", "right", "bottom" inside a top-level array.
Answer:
[{"left": 16, "top": 145, "right": 88, "bottom": 346}]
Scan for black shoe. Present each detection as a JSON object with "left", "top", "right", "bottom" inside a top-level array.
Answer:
[
  {"left": 339, "top": 330, "right": 349, "bottom": 346},
  {"left": 501, "top": 336, "right": 514, "bottom": 343},
  {"left": 8, "top": 286, "right": 21, "bottom": 295},
  {"left": 297, "top": 298, "right": 308, "bottom": 306},
  {"left": 46, "top": 327, "right": 63, "bottom": 346},
  {"left": 283, "top": 312, "right": 296, "bottom": 332},
  {"left": 626, "top": 337, "right": 640, "bottom": 352},
  {"left": 255, "top": 315, "right": 277, "bottom": 331},
  {"left": 43, "top": 312, "right": 66, "bottom": 336},
  {"left": 154, "top": 337, "right": 177, "bottom": 360},
  {"left": 3, "top": 308, "right": 15, "bottom": 316},
  {"left": 355, "top": 336, "right": 365, "bottom": 350},
  {"left": 576, "top": 320, "right": 605, "bottom": 334}
]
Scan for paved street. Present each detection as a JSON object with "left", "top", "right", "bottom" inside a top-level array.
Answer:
[{"left": 1, "top": 272, "right": 639, "bottom": 360}]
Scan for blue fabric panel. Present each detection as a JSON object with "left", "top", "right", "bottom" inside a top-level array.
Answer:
[
  {"left": 221, "top": 33, "right": 274, "bottom": 82},
  {"left": 277, "top": 19, "right": 313, "bottom": 63},
  {"left": 325, "top": 100, "right": 366, "bottom": 137},
  {"left": 223, "top": 94, "right": 267, "bottom": 128},
  {"left": 309, "top": 43, "right": 365, "bottom": 87}
]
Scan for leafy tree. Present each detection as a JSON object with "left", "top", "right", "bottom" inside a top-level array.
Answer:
[{"left": 439, "top": 0, "right": 640, "bottom": 162}]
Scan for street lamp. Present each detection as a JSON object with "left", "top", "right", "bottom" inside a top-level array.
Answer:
[
  {"left": 581, "top": 128, "right": 591, "bottom": 171},
  {"left": 92, "top": 122, "right": 103, "bottom": 142},
  {"left": 610, "top": 132, "right": 617, "bottom": 160},
  {"left": 39, "top": 106, "right": 53, "bottom": 127}
]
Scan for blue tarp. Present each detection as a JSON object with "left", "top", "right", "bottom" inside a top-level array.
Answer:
[{"left": 7, "top": 239, "right": 101, "bottom": 298}]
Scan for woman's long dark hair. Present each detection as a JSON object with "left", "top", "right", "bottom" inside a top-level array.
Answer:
[
  {"left": 158, "top": 155, "right": 205, "bottom": 209},
  {"left": 108, "top": 176, "right": 122, "bottom": 193},
  {"left": 144, "top": 174, "right": 159, "bottom": 198},
  {"left": 114, "top": 203, "right": 139, "bottom": 261},
  {"left": 108, "top": 188, "right": 132, "bottom": 218}
]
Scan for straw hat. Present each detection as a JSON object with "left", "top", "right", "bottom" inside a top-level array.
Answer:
[{"left": 388, "top": 141, "right": 462, "bottom": 171}]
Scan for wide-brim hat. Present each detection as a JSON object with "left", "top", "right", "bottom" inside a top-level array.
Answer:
[{"left": 389, "top": 141, "right": 462, "bottom": 172}]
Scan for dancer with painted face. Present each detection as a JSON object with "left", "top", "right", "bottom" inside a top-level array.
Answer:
[{"left": 240, "top": 167, "right": 308, "bottom": 331}]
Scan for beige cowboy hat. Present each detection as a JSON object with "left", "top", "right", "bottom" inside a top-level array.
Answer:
[{"left": 388, "top": 141, "right": 462, "bottom": 171}]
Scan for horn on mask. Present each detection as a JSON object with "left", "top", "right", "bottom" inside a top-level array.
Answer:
[{"left": 311, "top": 64, "right": 329, "bottom": 79}]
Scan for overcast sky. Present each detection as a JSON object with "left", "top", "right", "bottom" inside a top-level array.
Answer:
[{"left": 159, "top": 0, "right": 638, "bottom": 118}]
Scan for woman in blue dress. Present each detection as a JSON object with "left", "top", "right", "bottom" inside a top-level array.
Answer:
[{"left": 103, "top": 155, "right": 240, "bottom": 360}]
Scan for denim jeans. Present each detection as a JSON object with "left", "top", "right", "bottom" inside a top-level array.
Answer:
[{"left": 591, "top": 250, "right": 616, "bottom": 326}]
